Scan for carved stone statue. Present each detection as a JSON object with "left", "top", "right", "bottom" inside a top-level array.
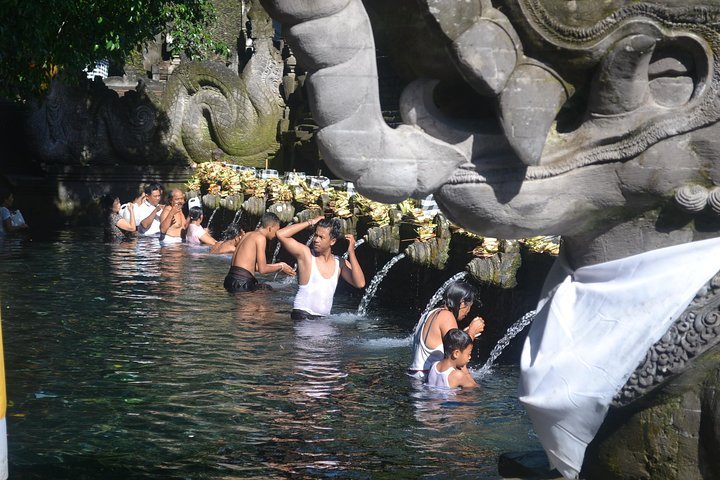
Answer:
[
  {"left": 260, "top": 0, "right": 720, "bottom": 478},
  {"left": 26, "top": 0, "right": 284, "bottom": 168}
]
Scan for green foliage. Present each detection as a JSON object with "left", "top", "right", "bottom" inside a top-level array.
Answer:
[{"left": 0, "top": 0, "right": 228, "bottom": 101}]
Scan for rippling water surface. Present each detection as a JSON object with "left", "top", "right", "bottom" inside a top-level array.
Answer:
[{"left": 0, "top": 230, "right": 539, "bottom": 479}]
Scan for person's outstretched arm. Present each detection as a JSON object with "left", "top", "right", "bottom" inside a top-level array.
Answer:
[
  {"left": 199, "top": 230, "right": 217, "bottom": 246},
  {"left": 254, "top": 234, "right": 294, "bottom": 275},
  {"left": 276, "top": 216, "right": 323, "bottom": 260},
  {"left": 116, "top": 202, "right": 136, "bottom": 232},
  {"left": 340, "top": 234, "right": 366, "bottom": 288}
]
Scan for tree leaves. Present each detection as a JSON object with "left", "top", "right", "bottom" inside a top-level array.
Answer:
[{"left": 0, "top": 0, "right": 227, "bottom": 101}]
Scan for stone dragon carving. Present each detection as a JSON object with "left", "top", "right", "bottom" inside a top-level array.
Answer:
[
  {"left": 26, "top": 1, "right": 284, "bottom": 167},
  {"left": 260, "top": 0, "right": 720, "bottom": 477}
]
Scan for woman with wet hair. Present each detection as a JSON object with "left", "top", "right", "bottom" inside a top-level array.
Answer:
[
  {"left": 209, "top": 223, "right": 245, "bottom": 254},
  {"left": 408, "top": 280, "right": 486, "bottom": 381},
  {"left": 186, "top": 206, "right": 217, "bottom": 246},
  {"left": 100, "top": 194, "right": 136, "bottom": 242}
]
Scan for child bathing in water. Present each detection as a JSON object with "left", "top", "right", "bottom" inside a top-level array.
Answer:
[
  {"left": 408, "top": 281, "right": 485, "bottom": 380},
  {"left": 426, "top": 328, "right": 477, "bottom": 389},
  {"left": 209, "top": 223, "right": 245, "bottom": 254},
  {"left": 186, "top": 206, "right": 217, "bottom": 246}
]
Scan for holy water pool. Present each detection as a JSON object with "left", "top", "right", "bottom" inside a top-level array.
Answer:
[{"left": 0, "top": 230, "right": 540, "bottom": 479}]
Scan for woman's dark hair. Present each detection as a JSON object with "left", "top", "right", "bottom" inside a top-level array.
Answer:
[
  {"left": 0, "top": 188, "right": 12, "bottom": 204},
  {"left": 443, "top": 280, "right": 478, "bottom": 320},
  {"left": 188, "top": 206, "right": 203, "bottom": 221},
  {"left": 316, "top": 218, "right": 342, "bottom": 239},
  {"left": 100, "top": 194, "right": 118, "bottom": 213},
  {"left": 219, "top": 223, "right": 243, "bottom": 241},
  {"left": 442, "top": 328, "right": 473, "bottom": 358}
]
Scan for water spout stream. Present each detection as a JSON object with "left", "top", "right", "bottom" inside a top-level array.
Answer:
[
  {"left": 475, "top": 310, "right": 537, "bottom": 376},
  {"left": 411, "top": 271, "right": 469, "bottom": 338},
  {"left": 357, "top": 252, "right": 406, "bottom": 316},
  {"left": 206, "top": 207, "right": 220, "bottom": 230}
]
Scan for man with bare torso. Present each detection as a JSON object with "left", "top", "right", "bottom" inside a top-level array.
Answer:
[
  {"left": 277, "top": 216, "right": 366, "bottom": 319},
  {"left": 159, "top": 189, "right": 188, "bottom": 245},
  {"left": 224, "top": 212, "right": 295, "bottom": 292}
]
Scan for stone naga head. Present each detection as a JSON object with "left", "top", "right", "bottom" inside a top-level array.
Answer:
[{"left": 261, "top": 0, "right": 720, "bottom": 261}]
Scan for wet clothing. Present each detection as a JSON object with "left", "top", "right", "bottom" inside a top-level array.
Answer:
[
  {"left": 186, "top": 224, "right": 206, "bottom": 245},
  {"left": 292, "top": 255, "right": 341, "bottom": 317},
  {"left": 0, "top": 207, "right": 10, "bottom": 235},
  {"left": 135, "top": 201, "right": 161, "bottom": 236},
  {"left": 224, "top": 266, "right": 272, "bottom": 293},
  {"left": 427, "top": 362, "right": 454, "bottom": 388},
  {"left": 291, "top": 309, "right": 325, "bottom": 320},
  {"left": 104, "top": 212, "right": 128, "bottom": 242},
  {"left": 408, "top": 308, "right": 444, "bottom": 380},
  {"left": 159, "top": 233, "right": 183, "bottom": 245}
]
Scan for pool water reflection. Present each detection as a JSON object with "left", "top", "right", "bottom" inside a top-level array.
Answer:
[{"left": 0, "top": 230, "right": 540, "bottom": 478}]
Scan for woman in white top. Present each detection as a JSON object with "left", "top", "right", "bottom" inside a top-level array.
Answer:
[
  {"left": 186, "top": 206, "right": 217, "bottom": 246},
  {"left": 0, "top": 189, "right": 29, "bottom": 235},
  {"left": 408, "top": 281, "right": 485, "bottom": 380}
]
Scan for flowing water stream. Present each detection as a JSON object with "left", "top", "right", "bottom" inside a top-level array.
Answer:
[
  {"left": 0, "top": 230, "right": 539, "bottom": 479},
  {"left": 356, "top": 252, "right": 406, "bottom": 316}
]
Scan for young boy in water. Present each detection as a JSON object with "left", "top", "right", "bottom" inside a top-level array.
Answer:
[
  {"left": 224, "top": 212, "right": 295, "bottom": 292},
  {"left": 426, "top": 328, "right": 477, "bottom": 389}
]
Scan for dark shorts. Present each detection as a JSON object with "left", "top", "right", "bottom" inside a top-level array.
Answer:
[
  {"left": 224, "top": 266, "right": 272, "bottom": 293},
  {"left": 291, "top": 309, "right": 325, "bottom": 320}
]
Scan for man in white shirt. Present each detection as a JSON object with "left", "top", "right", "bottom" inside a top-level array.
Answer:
[{"left": 134, "top": 182, "right": 164, "bottom": 236}]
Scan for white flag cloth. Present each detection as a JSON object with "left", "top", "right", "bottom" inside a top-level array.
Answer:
[{"left": 519, "top": 236, "right": 720, "bottom": 479}]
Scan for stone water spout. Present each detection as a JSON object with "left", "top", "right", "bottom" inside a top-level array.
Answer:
[{"left": 261, "top": 1, "right": 720, "bottom": 477}]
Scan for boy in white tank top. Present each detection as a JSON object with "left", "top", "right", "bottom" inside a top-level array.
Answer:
[
  {"left": 277, "top": 216, "right": 366, "bottom": 319},
  {"left": 427, "top": 329, "right": 477, "bottom": 389}
]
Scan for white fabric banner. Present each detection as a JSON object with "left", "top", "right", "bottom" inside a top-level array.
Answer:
[{"left": 519, "top": 236, "right": 720, "bottom": 479}]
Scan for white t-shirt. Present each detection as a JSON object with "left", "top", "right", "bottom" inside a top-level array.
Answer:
[
  {"left": 135, "top": 201, "right": 161, "bottom": 236},
  {"left": 0, "top": 207, "right": 10, "bottom": 235}
]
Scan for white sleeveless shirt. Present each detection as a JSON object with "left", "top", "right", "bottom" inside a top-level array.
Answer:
[
  {"left": 408, "top": 308, "right": 445, "bottom": 379},
  {"left": 427, "top": 362, "right": 454, "bottom": 388},
  {"left": 293, "top": 255, "right": 341, "bottom": 316}
]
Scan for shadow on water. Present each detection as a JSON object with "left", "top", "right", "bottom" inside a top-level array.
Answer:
[{"left": 1, "top": 228, "right": 540, "bottom": 478}]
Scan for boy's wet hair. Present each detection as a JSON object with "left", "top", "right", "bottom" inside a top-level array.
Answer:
[
  {"left": 442, "top": 328, "right": 473, "bottom": 358},
  {"left": 315, "top": 217, "right": 342, "bottom": 239},
  {"left": 260, "top": 212, "right": 280, "bottom": 228},
  {"left": 443, "top": 280, "right": 479, "bottom": 320},
  {"left": 188, "top": 206, "right": 203, "bottom": 221},
  {"left": 220, "top": 223, "right": 243, "bottom": 241}
]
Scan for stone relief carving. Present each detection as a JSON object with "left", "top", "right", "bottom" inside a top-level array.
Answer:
[
  {"left": 26, "top": 1, "right": 284, "bottom": 168},
  {"left": 614, "top": 271, "right": 720, "bottom": 406},
  {"left": 260, "top": 0, "right": 720, "bottom": 476}
]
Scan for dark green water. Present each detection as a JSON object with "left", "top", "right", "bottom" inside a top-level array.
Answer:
[{"left": 0, "top": 230, "right": 539, "bottom": 479}]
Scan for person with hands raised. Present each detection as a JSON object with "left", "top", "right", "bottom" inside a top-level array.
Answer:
[
  {"left": 277, "top": 215, "right": 366, "bottom": 319},
  {"left": 408, "top": 280, "right": 486, "bottom": 381},
  {"left": 159, "top": 189, "right": 188, "bottom": 245},
  {"left": 223, "top": 212, "right": 295, "bottom": 293}
]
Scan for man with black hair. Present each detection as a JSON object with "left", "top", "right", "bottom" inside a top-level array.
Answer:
[
  {"left": 277, "top": 216, "right": 366, "bottom": 319},
  {"left": 134, "top": 182, "right": 165, "bottom": 236},
  {"left": 224, "top": 212, "right": 295, "bottom": 292}
]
